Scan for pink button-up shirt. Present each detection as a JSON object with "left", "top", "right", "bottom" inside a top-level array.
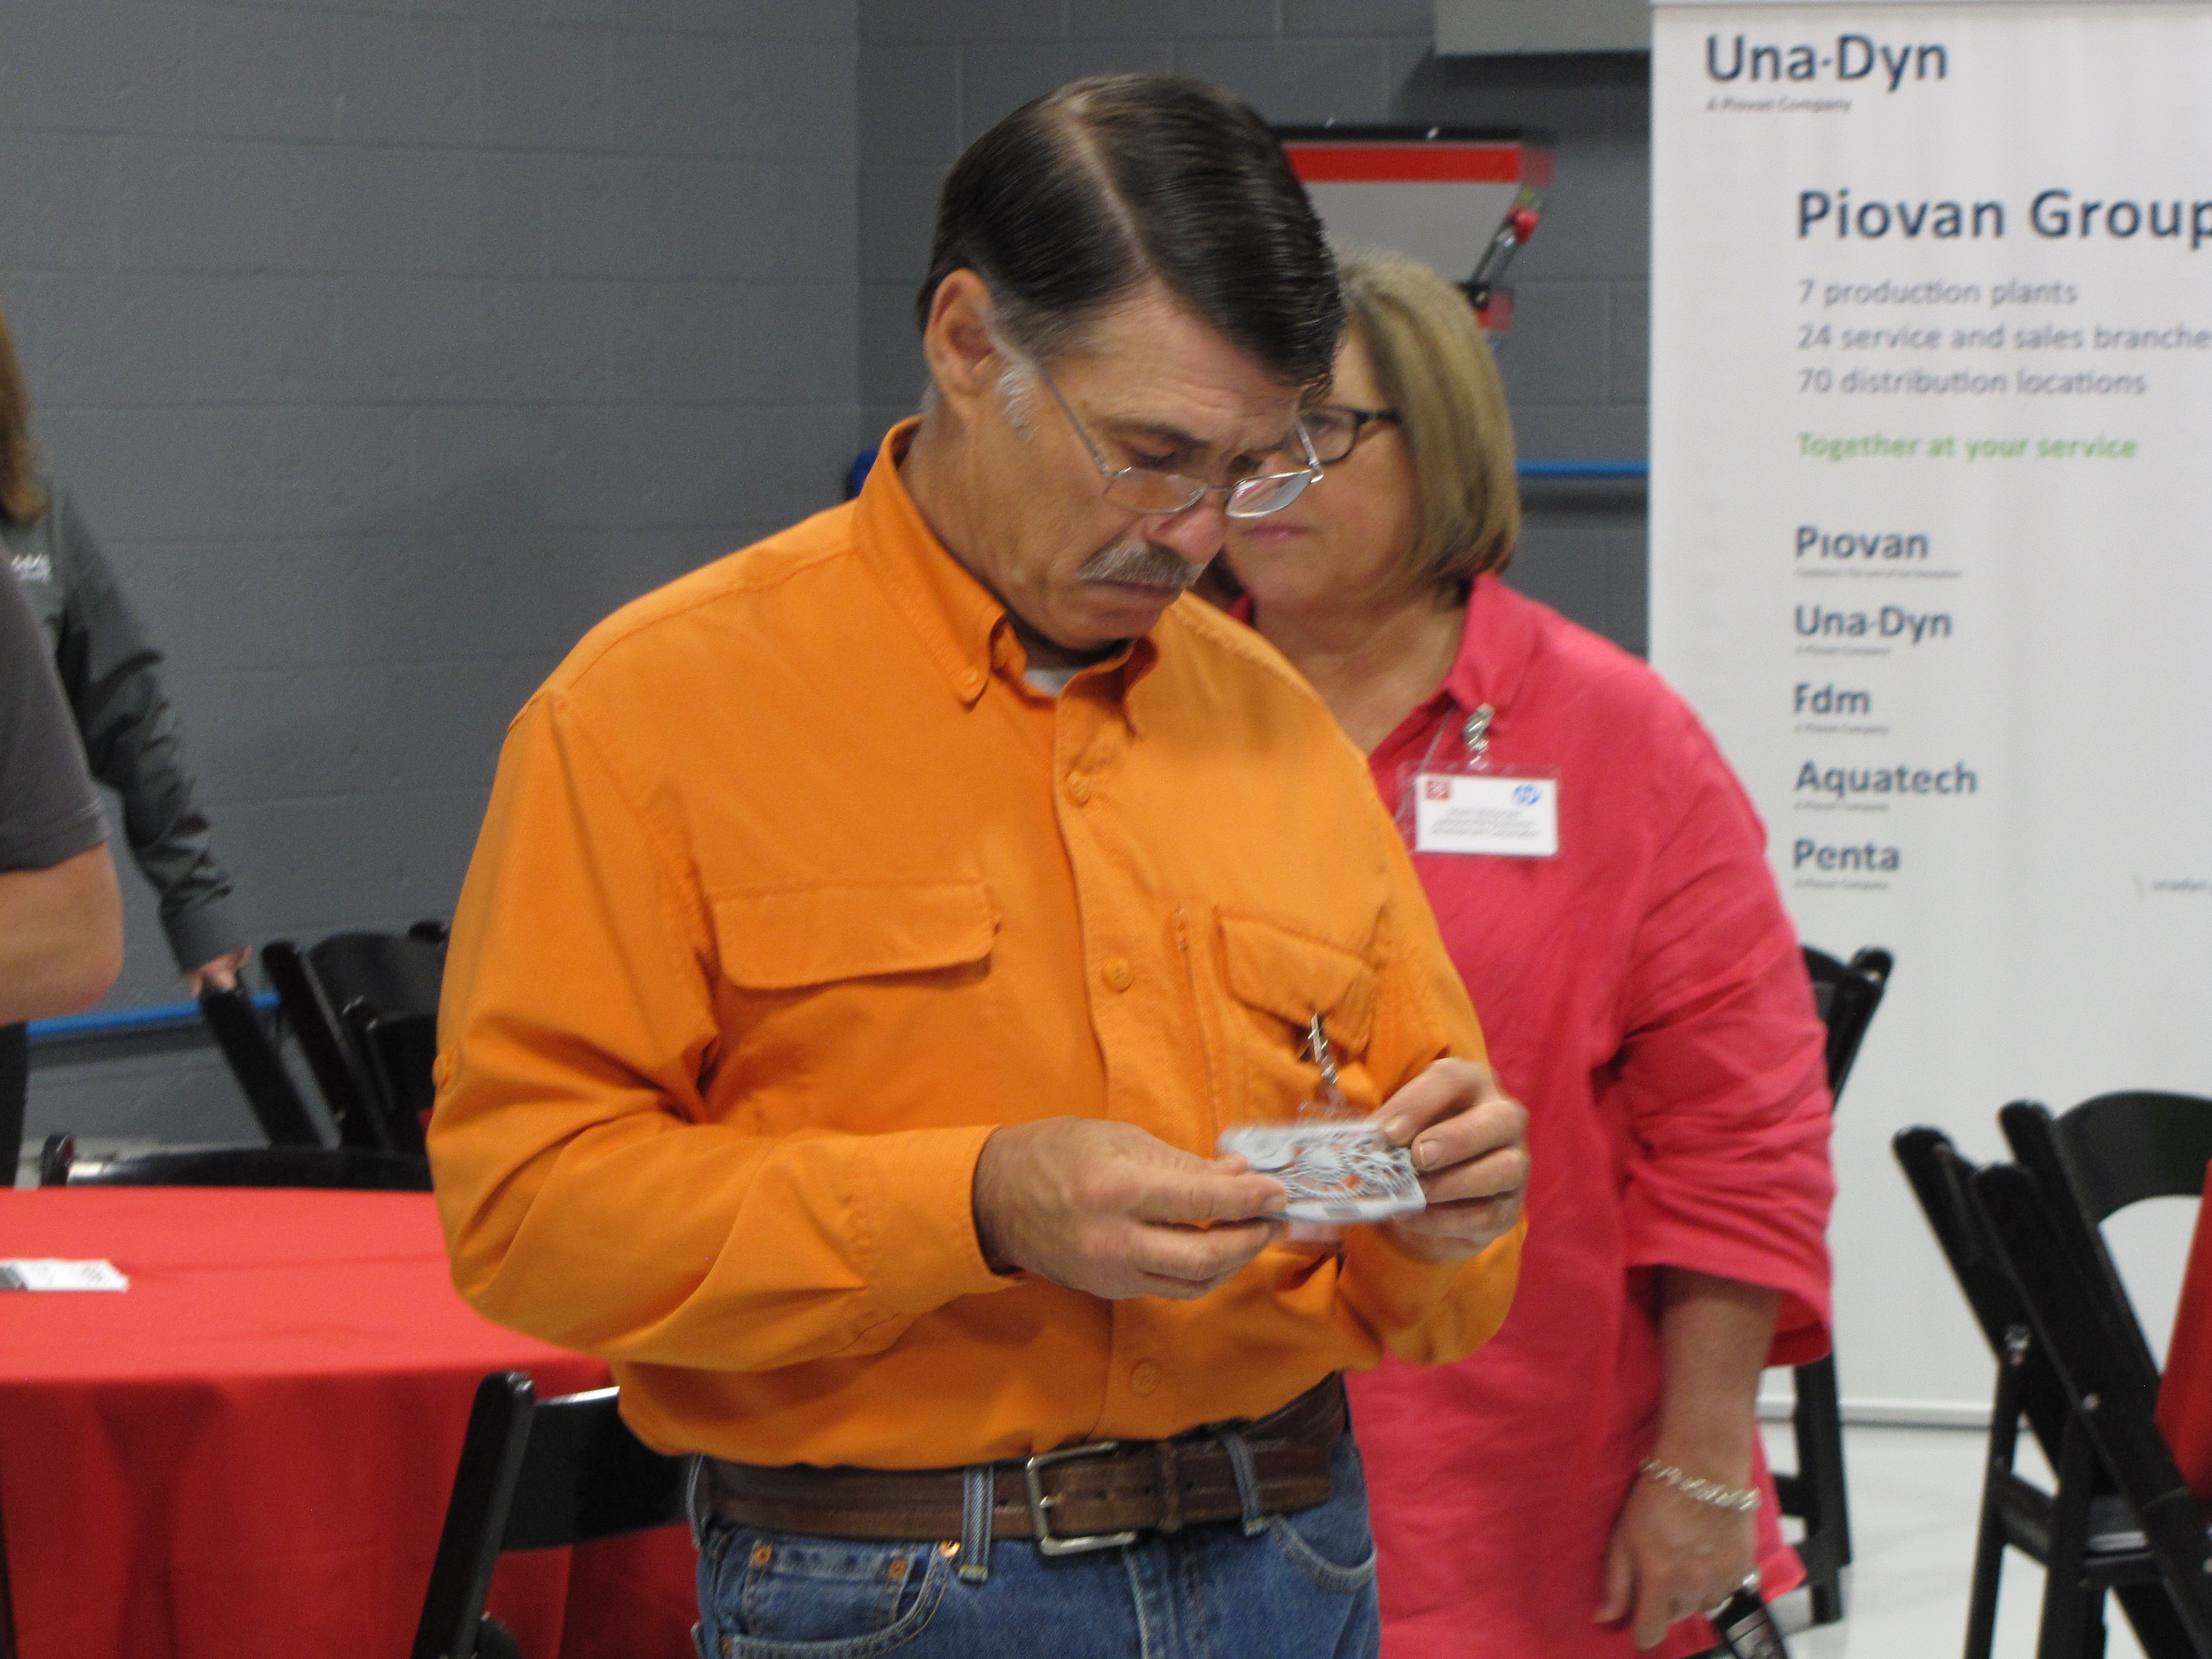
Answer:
[{"left": 1339, "top": 577, "right": 1835, "bottom": 1659}]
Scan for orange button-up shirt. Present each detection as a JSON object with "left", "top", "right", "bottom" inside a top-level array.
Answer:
[{"left": 431, "top": 422, "right": 1522, "bottom": 1469}]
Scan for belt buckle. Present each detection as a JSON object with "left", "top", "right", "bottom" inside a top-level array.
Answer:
[{"left": 1024, "top": 1441, "right": 1142, "bottom": 1556}]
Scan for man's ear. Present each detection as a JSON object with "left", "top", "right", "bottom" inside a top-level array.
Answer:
[{"left": 920, "top": 269, "right": 1004, "bottom": 420}]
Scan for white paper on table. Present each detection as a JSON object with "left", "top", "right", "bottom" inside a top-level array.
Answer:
[{"left": 0, "top": 1258, "right": 130, "bottom": 1292}]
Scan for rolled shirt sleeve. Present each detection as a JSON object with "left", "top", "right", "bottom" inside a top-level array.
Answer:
[{"left": 1612, "top": 712, "right": 1836, "bottom": 1366}]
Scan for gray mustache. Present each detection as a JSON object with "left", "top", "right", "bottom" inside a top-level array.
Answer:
[{"left": 1076, "top": 538, "right": 1207, "bottom": 591}]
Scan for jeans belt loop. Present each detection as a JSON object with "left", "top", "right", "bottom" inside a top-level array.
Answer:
[
  {"left": 959, "top": 1463, "right": 995, "bottom": 1583},
  {"left": 683, "top": 1453, "right": 709, "bottom": 1549},
  {"left": 1219, "top": 1429, "right": 1270, "bottom": 1537}
]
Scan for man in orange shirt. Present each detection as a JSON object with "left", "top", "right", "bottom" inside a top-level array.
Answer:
[{"left": 432, "top": 75, "right": 1527, "bottom": 1659}]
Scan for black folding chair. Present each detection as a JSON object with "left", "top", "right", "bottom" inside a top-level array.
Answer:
[
  {"left": 346, "top": 1005, "right": 438, "bottom": 1150},
  {"left": 1770, "top": 944, "right": 1892, "bottom": 1624},
  {"left": 1, "top": 1020, "right": 25, "bottom": 1188},
  {"left": 263, "top": 921, "right": 447, "bottom": 1155},
  {"left": 1973, "top": 1158, "right": 2212, "bottom": 1657},
  {"left": 195, "top": 982, "right": 323, "bottom": 1147},
  {"left": 2000, "top": 1093, "right": 2212, "bottom": 1392},
  {"left": 411, "top": 1372, "right": 691, "bottom": 1659},
  {"left": 36, "top": 1131, "right": 430, "bottom": 1191},
  {"left": 1895, "top": 1127, "right": 2199, "bottom": 1658},
  {"left": 1802, "top": 947, "right": 1892, "bottom": 1107}
]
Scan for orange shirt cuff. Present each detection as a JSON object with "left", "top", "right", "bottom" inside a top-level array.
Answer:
[{"left": 847, "top": 1123, "right": 1013, "bottom": 1317}]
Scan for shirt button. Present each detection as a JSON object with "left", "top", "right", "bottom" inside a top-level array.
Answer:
[
  {"left": 1066, "top": 773, "right": 1092, "bottom": 805},
  {"left": 1130, "top": 1362, "right": 1160, "bottom": 1396},
  {"left": 1101, "top": 957, "right": 1133, "bottom": 992}
]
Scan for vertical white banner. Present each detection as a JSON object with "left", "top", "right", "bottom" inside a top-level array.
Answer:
[{"left": 1652, "top": 1, "right": 2212, "bottom": 1410}]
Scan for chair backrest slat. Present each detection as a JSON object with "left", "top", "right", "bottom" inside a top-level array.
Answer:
[
  {"left": 1971, "top": 1160, "right": 2212, "bottom": 1649},
  {"left": 2000, "top": 1093, "right": 2212, "bottom": 1405},
  {"left": 267, "top": 925, "right": 447, "bottom": 1155},
  {"left": 1801, "top": 945, "right": 1892, "bottom": 1103},
  {"left": 412, "top": 1374, "right": 689, "bottom": 1659},
  {"left": 1893, "top": 1127, "right": 2074, "bottom": 1459},
  {"left": 195, "top": 984, "right": 323, "bottom": 1148}
]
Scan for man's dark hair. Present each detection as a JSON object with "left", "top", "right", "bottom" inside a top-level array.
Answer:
[{"left": 917, "top": 75, "right": 1341, "bottom": 394}]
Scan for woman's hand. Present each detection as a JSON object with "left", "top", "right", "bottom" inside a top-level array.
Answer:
[
  {"left": 1593, "top": 1267, "right": 1781, "bottom": 1647},
  {"left": 1596, "top": 1468, "right": 1757, "bottom": 1647},
  {"left": 186, "top": 945, "right": 251, "bottom": 997}
]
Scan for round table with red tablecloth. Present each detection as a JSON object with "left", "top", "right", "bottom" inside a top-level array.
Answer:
[{"left": 0, "top": 1185, "right": 697, "bottom": 1659}]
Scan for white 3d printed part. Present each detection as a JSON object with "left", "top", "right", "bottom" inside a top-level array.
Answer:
[{"left": 1218, "top": 1121, "right": 1427, "bottom": 1224}]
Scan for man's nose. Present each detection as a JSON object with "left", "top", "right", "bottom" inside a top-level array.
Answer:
[{"left": 1148, "top": 497, "right": 1231, "bottom": 566}]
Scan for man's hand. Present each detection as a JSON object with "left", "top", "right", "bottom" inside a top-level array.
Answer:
[
  {"left": 186, "top": 945, "right": 251, "bottom": 997},
  {"left": 1596, "top": 1469, "right": 1757, "bottom": 1647},
  {"left": 972, "top": 1118, "right": 1289, "bottom": 1299},
  {"left": 1375, "top": 1059, "right": 1529, "bottom": 1262}
]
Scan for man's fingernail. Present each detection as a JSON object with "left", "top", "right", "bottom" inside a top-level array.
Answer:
[
  {"left": 1381, "top": 1116, "right": 1410, "bottom": 1145},
  {"left": 1415, "top": 1138, "right": 1438, "bottom": 1169}
]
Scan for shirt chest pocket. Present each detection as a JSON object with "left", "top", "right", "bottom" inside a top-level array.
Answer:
[
  {"left": 1205, "top": 912, "right": 1384, "bottom": 1128},
  {"left": 708, "top": 880, "right": 1000, "bottom": 1131}
]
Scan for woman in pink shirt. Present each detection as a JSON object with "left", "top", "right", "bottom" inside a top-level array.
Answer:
[{"left": 1221, "top": 246, "right": 1835, "bottom": 1657}]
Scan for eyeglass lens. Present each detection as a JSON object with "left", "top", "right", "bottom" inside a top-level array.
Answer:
[{"left": 1301, "top": 408, "right": 1393, "bottom": 465}]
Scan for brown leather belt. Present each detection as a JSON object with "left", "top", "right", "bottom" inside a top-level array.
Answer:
[{"left": 704, "top": 1375, "right": 1344, "bottom": 1554}]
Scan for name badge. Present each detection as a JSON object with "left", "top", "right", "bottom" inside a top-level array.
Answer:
[{"left": 1412, "top": 773, "right": 1559, "bottom": 858}]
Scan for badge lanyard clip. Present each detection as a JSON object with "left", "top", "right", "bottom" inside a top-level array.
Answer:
[
  {"left": 1398, "top": 702, "right": 1560, "bottom": 859},
  {"left": 1301, "top": 1014, "right": 1352, "bottom": 1121}
]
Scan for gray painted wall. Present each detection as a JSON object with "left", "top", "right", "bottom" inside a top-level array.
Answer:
[
  {"left": 9, "top": 0, "right": 859, "bottom": 1144},
  {"left": 15, "top": 1, "right": 1648, "bottom": 1146}
]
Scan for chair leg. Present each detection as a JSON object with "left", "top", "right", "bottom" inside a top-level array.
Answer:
[
  {"left": 1790, "top": 1354, "right": 1851, "bottom": 1625},
  {"left": 1967, "top": 1339, "right": 2030, "bottom": 1659},
  {"left": 2112, "top": 1585, "right": 2199, "bottom": 1659},
  {"left": 2036, "top": 1419, "right": 2103, "bottom": 1659}
]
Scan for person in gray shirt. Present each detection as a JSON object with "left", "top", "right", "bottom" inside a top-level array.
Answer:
[
  {"left": 1, "top": 300, "right": 246, "bottom": 995},
  {"left": 1, "top": 555, "right": 124, "bottom": 1168}
]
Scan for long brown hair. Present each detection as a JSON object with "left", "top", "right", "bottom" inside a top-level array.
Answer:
[{"left": 0, "top": 299, "right": 48, "bottom": 524}]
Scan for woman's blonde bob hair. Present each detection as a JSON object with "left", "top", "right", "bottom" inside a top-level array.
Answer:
[
  {"left": 0, "top": 300, "right": 47, "bottom": 525},
  {"left": 1336, "top": 242, "right": 1519, "bottom": 592}
]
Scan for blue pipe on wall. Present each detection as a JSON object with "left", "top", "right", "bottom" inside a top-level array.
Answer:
[
  {"left": 845, "top": 450, "right": 1647, "bottom": 497},
  {"left": 1518, "top": 460, "right": 1648, "bottom": 480},
  {"left": 27, "top": 991, "right": 279, "bottom": 1046}
]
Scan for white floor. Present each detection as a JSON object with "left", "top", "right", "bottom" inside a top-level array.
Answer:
[{"left": 1763, "top": 1420, "right": 2147, "bottom": 1659}]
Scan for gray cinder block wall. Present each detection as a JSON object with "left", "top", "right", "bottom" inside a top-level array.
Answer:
[
  {"left": 7, "top": 1, "right": 860, "bottom": 1143},
  {"left": 12, "top": 1, "right": 1647, "bottom": 1145},
  {"left": 857, "top": 2, "right": 1652, "bottom": 652}
]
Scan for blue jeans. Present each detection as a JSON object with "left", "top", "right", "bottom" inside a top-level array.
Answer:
[{"left": 693, "top": 1430, "right": 1379, "bottom": 1659}]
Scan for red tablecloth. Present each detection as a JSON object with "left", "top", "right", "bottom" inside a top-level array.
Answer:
[{"left": 0, "top": 1187, "right": 696, "bottom": 1659}]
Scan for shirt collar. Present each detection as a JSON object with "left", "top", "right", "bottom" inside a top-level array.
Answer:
[
  {"left": 1436, "top": 574, "right": 1542, "bottom": 720},
  {"left": 853, "top": 418, "right": 1004, "bottom": 709},
  {"left": 853, "top": 417, "right": 1162, "bottom": 720}
]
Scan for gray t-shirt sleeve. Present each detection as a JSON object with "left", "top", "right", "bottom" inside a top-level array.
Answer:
[{"left": 0, "top": 555, "right": 106, "bottom": 871}]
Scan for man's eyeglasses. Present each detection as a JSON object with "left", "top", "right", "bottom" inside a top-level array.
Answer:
[
  {"left": 1301, "top": 405, "right": 1400, "bottom": 466},
  {"left": 1033, "top": 368, "right": 1324, "bottom": 519}
]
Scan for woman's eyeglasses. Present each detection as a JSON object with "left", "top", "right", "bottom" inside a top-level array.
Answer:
[{"left": 1301, "top": 405, "right": 1401, "bottom": 465}]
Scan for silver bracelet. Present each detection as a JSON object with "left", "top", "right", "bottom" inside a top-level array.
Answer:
[{"left": 1637, "top": 1456, "right": 1760, "bottom": 1513}]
